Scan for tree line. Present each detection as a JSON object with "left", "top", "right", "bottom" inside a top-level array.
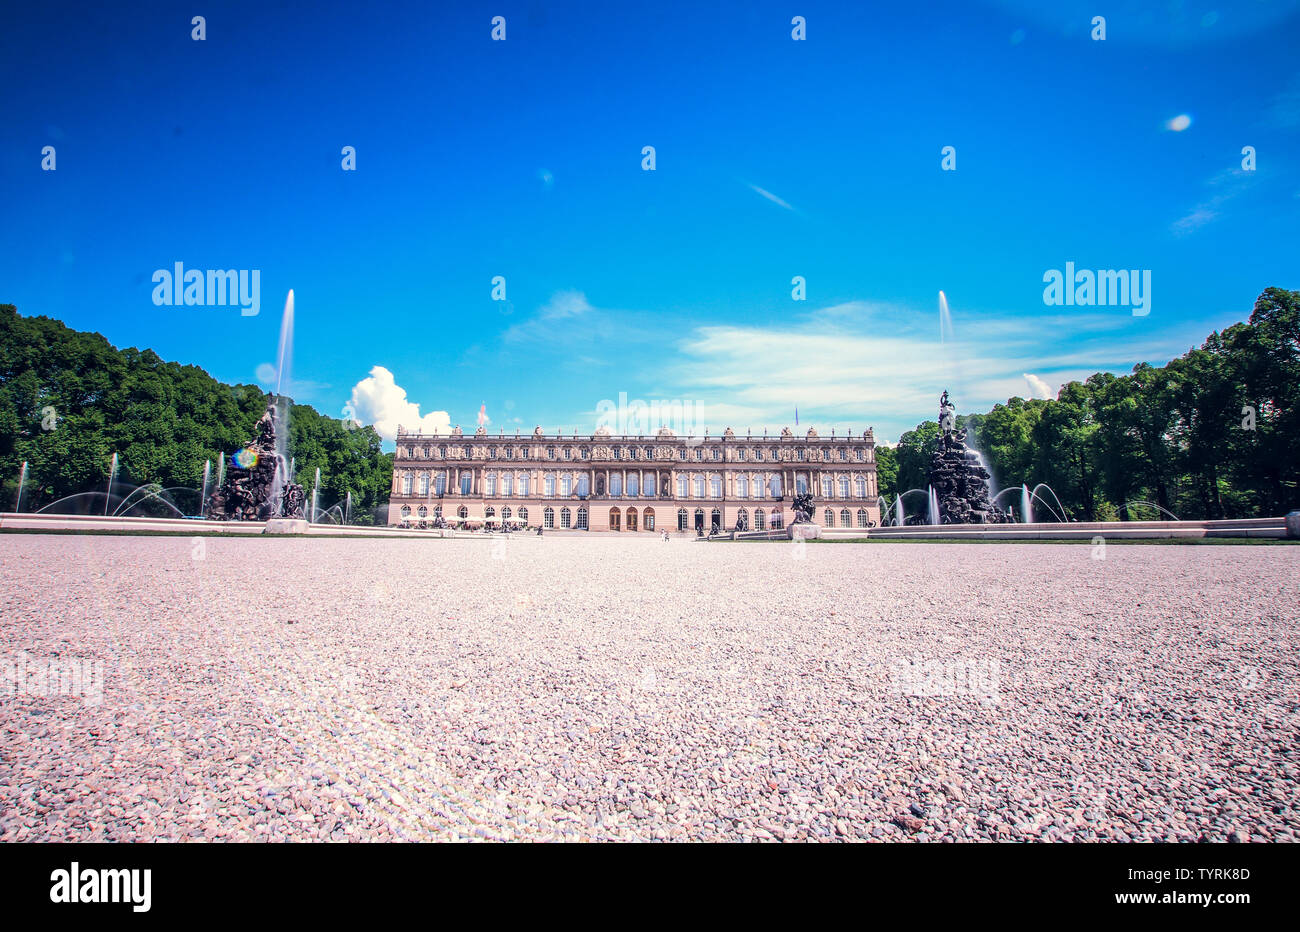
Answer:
[
  {"left": 875, "top": 287, "right": 1299, "bottom": 521},
  {"left": 0, "top": 304, "right": 394, "bottom": 522}
]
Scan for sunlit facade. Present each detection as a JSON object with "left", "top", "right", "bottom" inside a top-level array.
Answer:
[{"left": 388, "top": 425, "right": 880, "bottom": 532}]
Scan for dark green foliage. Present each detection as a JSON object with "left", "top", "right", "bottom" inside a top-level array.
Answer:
[{"left": 0, "top": 304, "right": 393, "bottom": 519}]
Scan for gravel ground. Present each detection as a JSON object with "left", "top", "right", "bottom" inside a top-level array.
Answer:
[{"left": 1, "top": 533, "right": 1297, "bottom": 843}]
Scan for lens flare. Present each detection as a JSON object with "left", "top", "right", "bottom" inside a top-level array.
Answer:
[{"left": 232, "top": 448, "right": 258, "bottom": 469}]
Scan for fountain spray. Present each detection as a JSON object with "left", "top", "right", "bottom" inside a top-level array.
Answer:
[
  {"left": 15, "top": 460, "right": 28, "bottom": 512},
  {"left": 200, "top": 459, "right": 211, "bottom": 518},
  {"left": 105, "top": 453, "right": 119, "bottom": 516}
]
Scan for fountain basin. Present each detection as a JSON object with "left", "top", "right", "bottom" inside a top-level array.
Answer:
[{"left": 263, "top": 518, "right": 310, "bottom": 535}]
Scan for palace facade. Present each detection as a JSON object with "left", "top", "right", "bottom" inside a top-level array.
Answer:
[{"left": 388, "top": 425, "right": 880, "bottom": 532}]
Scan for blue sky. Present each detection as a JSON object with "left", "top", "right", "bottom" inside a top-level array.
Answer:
[{"left": 2, "top": 0, "right": 1298, "bottom": 444}]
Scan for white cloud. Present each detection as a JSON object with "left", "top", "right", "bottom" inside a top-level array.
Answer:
[
  {"left": 539, "top": 290, "right": 592, "bottom": 319},
  {"left": 1022, "top": 373, "right": 1055, "bottom": 399},
  {"left": 348, "top": 365, "right": 450, "bottom": 441}
]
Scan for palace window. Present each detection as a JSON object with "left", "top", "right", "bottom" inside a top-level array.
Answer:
[
  {"left": 560, "top": 507, "right": 572, "bottom": 529},
  {"left": 489, "top": 447, "right": 497, "bottom": 459},
  {"left": 434, "top": 505, "right": 442, "bottom": 517},
  {"left": 578, "top": 475, "right": 590, "bottom": 496},
  {"left": 825, "top": 509, "right": 835, "bottom": 527},
  {"left": 796, "top": 476, "right": 808, "bottom": 494},
  {"left": 754, "top": 478, "right": 765, "bottom": 499},
  {"left": 485, "top": 507, "right": 495, "bottom": 519},
  {"left": 643, "top": 446, "right": 652, "bottom": 459},
  {"left": 677, "top": 477, "right": 688, "bottom": 498},
  {"left": 797, "top": 448, "right": 806, "bottom": 462},
  {"left": 519, "top": 476, "right": 529, "bottom": 496},
  {"left": 577, "top": 507, "right": 588, "bottom": 530},
  {"left": 644, "top": 475, "right": 656, "bottom": 497},
  {"left": 418, "top": 474, "right": 429, "bottom": 495},
  {"left": 755, "top": 510, "right": 765, "bottom": 530},
  {"left": 712, "top": 448, "right": 722, "bottom": 461},
  {"left": 754, "top": 448, "right": 764, "bottom": 461},
  {"left": 841, "top": 508, "right": 852, "bottom": 527},
  {"left": 855, "top": 477, "right": 866, "bottom": 497},
  {"left": 440, "top": 445, "right": 448, "bottom": 459},
  {"left": 631, "top": 447, "right": 639, "bottom": 460},
  {"left": 485, "top": 474, "right": 496, "bottom": 496},
  {"left": 418, "top": 505, "right": 428, "bottom": 518},
  {"left": 857, "top": 508, "right": 869, "bottom": 528},
  {"left": 564, "top": 447, "right": 572, "bottom": 460},
  {"left": 613, "top": 447, "right": 623, "bottom": 461},
  {"left": 693, "top": 448, "right": 703, "bottom": 461},
  {"left": 709, "top": 476, "right": 722, "bottom": 498},
  {"left": 693, "top": 476, "right": 704, "bottom": 498},
  {"left": 736, "top": 508, "right": 749, "bottom": 531},
  {"left": 460, "top": 474, "right": 472, "bottom": 495},
  {"left": 627, "top": 474, "right": 639, "bottom": 497},
  {"left": 545, "top": 476, "right": 556, "bottom": 497},
  {"left": 769, "top": 476, "right": 782, "bottom": 497},
  {"left": 678, "top": 448, "right": 687, "bottom": 460},
  {"left": 502, "top": 506, "right": 511, "bottom": 521},
  {"left": 561, "top": 476, "right": 572, "bottom": 496},
  {"left": 518, "top": 507, "right": 528, "bottom": 523},
  {"left": 544, "top": 507, "right": 555, "bottom": 529},
  {"left": 422, "top": 446, "right": 430, "bottom": 458},
  {"left": 506, "top": 447, "right": 515, "bottom": 459},
  {"left": 405, "top": 446, "right": 414, "bottom": 458},
  {"left": 401, "top": 472, "right": 412, "bottom": 495},
  {"left": 677, "top": 508, "right": 688, "bottom": 530},
  {"left": 839, "top": 448, "right": 848, "bottom": 462},
  {"left": 821, "top": 476, "right": 833, "bottom": 498},
  {"left": 770, "top": 509, "right": 784, "bottom": 529},
  {"left": 501, "top": 474, "right": 512, "bottom": 496},
  {"left": 581, "top": 447, "right": 590, "bottom": 459},
  {"left": 855, "top": 448, "right": 864, "bottom": 462},
  {"left": 400, "top": 505, "right": 411, "bottom": 518},
  {"left": 547, "top": 446, "right": 556, "bottom": 460},
  {"left": 839, "top": 476, "right": 850, "bottom": 498},
  {"left": 436, "top": 472, "right": 447, "bottom": 494},
  {"left": 736, "top": 448, "right": 746, "bottom": 462},
  {"left": 737, "top": 475, "right": 749, "bottom": 498},
  {"left": 522, "top": 447, "right": 530, "bottom": 459},
  {"left": 611, "top": 475, "right": 623, "bottom": 497},
  {"left": 644, "top": 509, "right": 654, "bottom": 531},
  {"left": 457, "top": 506, "right": 468, "bottom": 518}
]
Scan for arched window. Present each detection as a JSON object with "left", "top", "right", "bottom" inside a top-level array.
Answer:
[
  {"left": 501, "top": 506, "right": 511, "bottom": 521},
  {"left": 821, "top": 476, "right": 833, "bottom": 498},
  {"left": 457, "top": 506, "right": 468, "bottom": 519},
  {"left": 710, "top": 508, "right": 721, "bottom": 532},
  {"left": 501, "top": 473, "right": 513, "bottom": 496},
  {"left": 485, "top": 473, "right": 496, "bottom": 495},
  {"left": 609, "top": 507, "right": 621, "bottom": 531},
  {"left": 560, "top": 507, "right": 572, "bottom": 528},
  {"left": 737, "top": 475, "right": 749, "bottom": 498},
  {"left": 400, "top": 505, "right": 411, "bottom": 518},
  {"left": 709, "top": 476, "right": 722, "bottom": 498},
  {"left": 518, "top": 507, "right": 528, "bottom": 523},
  {"left": 677, "top": 476, "right": 688, "bottom": 498},
  {"left": 577, "top": 507, "right": 588, "bottom": 530},
  {"left": 401, "top": 472, "right": 412, "bottom": 495},
  {"left": 839, "top": 476, "right": 850, "bottom": 498},
  {"left": 434, "top": 504, "right": 443, "bottom": 517},
  {"left": 485, "top": 506, "right": 495, "bottom": 518},
  {"left": 857, "top": 508, "right": 869, "bottom": 528},
  {"left": 755, "top": 510, "right": 766, "bottom": 530},
  {"left": 736, "top": 508, "right": 749, "bottom": 531},
  {"left": 769, "top": 476, "right": 782, "bottom": 497},
  {"left": 643, "top": 507, "right": 655, "bottom": 530},
  {"left": 518, "top": 475, "right": 529, "bottom": 497},
  {"left": 694, "top": 507, "right": 705, "bottom": 532},
  {"left": 677, "top": 508, "right": 688, "bottom": 530},
  {"left": 626, "top": 507, "right": 638, "bottom": 531},
  {"left": 544, "top": 475, "right": 556, "bottom": 497},
  {"left": 754, "top": 476, "right": 765, "bottom": 499},
  {"left": 693, "top": 476, "right": 704, "bottom": 497},
  {"left": 840, "top": 508, "right": 851, "bottom": 527},
  {"left": 855, "top": 477, "right": 867, "bottom": 497},
  {"left": 418, "top": 473, "right": 429, "bottom": 495},
  {"left": 770, "top": 509, "right": 783, "bottom": 529},
  {"left": 543, "top": 506, "right": 555, "bottom": 528},
  {"left": 825, "top": 509, "right": 835, "bottom": 527},
  {"left": 560, "top": 475, "right": 571, "bottom": 496}
]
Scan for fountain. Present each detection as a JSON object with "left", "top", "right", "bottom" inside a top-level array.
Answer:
[
  {"left": 104, "top": 453, "right": 118, "bottom": 516},
  {"left": 894, "top": 493, "right": 904, "bottom": 526},
  {"left": 14, "top": 460, "right": 27, "bottom": 512},
  {"left": 925, "top": 391, "right": 1013, "bottom": 524},
  {"left": 311, "top": 467, "right": 321, "bottom": 523},
  {"left": 205, "top": 291, "right": 307, "bottom": 528},
  {"left": 1021, "top": 484, "right": 1033, "bottom": 524},
  {"left": 200, "top": 459, "right": 211, "bottom": 517},
  {"left": 345, "top": 490, "right": 352, "bottom": 525}
]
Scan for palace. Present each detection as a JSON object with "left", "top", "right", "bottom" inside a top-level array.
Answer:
[{"left": 388, "top": 424, "right": 881, "bottom": 532}]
